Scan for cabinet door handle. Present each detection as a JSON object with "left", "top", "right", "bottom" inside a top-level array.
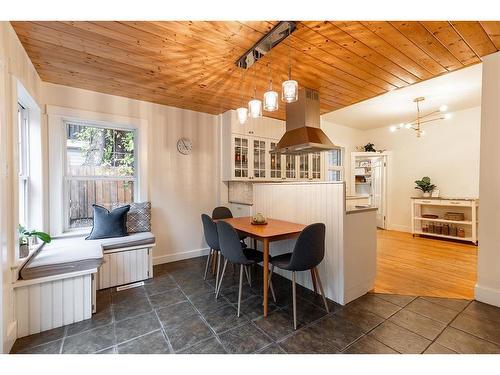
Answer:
[
  {"left": 422, "top": 200, "right": 431, "bottom": 203},
  {"left": 450, "top": 201, "right": 460, "bottom": 205}
]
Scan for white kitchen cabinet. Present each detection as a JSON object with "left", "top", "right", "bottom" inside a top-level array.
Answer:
[
  {"left": 297, "top": 152, "right": 324, "bottom": 181},
  {"left": 221, "top": 110, "right": 325, "bottom": 182},
  {"left": 284, "top": 154, "right": 297, "bottom": 179},
  {"left": 222, "top": 110, "right": 286, "bottom": 181},
  {"left": 269, "top": 141, "right": 283, "bottom": 181}
]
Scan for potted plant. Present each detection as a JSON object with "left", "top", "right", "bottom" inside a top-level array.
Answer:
[
  {"left": 364, "top": 143, "right": 376, "bottom": 152},
  {"left": 18, "top": 225, "right": 52, "bottom": 258},
  {"left": 414, "top": 177, "right": 436, "bottom": 198}
]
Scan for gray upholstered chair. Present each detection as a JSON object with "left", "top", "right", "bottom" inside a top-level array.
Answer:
[
  {"left": 269, "top": 223, "right": 329, "bottom": 329},
  {"left": 201, "top": 214, "right": 223, "bottom": 290},
  {"left": 212, "top": 206, "right": 247, "bottom": 245},
  {"left": 211, "top": 206, "right": 233, "bottom": 220},
  {"left": 215, "top": 221, "right": 276, "bottom": 316}
]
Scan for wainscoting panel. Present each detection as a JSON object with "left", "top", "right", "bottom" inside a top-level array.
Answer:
[
  {"left": 15, "top": 273, "right": 94, "bottom": 338},
  {"left": 253, "top": 182, "right": 345, "bottom": 303},
  {"left": 98, "top": 247, "right": 153, "bottom": 290}
]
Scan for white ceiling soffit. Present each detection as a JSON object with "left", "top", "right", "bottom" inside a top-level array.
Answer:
[{"left": 322, "top": 63, "right": 482, "bottom": 130}]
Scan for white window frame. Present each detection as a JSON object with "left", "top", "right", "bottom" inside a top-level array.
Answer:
[
  {"left": 327, "top": 147, "right": 344, "bottom": 182},
  {"left": 63, "top": 120, "right": 138, "bottom": 232},
  {"left": 18, "top": 103, "right": 30, "bottom": 228}
]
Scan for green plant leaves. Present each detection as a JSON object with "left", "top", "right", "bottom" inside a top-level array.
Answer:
[
  {"left": 414, "top": 177, "right": 436, "bottom": 193},
  {"left": 31, "top": 231, "right": 52, "bottom": 243}
]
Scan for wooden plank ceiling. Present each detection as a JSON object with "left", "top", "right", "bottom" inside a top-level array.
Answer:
[{"left": 11, "top": 21, "right": 500, "bottom": 120}]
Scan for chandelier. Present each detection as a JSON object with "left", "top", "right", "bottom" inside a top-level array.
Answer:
[
  {"left": 389, "top": 97, "right": 451, "bottom": 137},
  {"left": 234, "top": 21, "right": 298, "bottom": 124}
]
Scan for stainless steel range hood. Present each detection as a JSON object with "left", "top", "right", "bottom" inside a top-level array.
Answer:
[{"left": 272, "top": 88, "right": 337, "bottom": 155}]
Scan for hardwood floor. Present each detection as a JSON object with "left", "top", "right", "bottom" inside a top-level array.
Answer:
[{"left": 374, "top": 230, "right": 477, "bottom": 299}]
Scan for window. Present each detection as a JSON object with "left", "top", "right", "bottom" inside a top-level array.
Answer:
[
  {"left": 65, "top": 122, "right": 137, "bottom": 230},
  {"left": 18, "top": 103, "right": 30, "bottom": 227},
  {"left": 327, "top": 148, "right": 344, "bottom": 182}
]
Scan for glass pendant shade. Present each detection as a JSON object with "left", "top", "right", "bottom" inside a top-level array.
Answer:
[
  {"left": 282, "top": 79, "right": 298, "bottom": 103},
  {"left": 236, "top": 107, "right": 248, "bottom": 124},
  {"left": 248, "top": 99, "right": 262, "bottom": 118},
  {"left": 263, "top": 90, "right": 279, "bottom": 112}
]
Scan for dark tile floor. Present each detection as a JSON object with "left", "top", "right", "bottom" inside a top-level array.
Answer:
[{"left": 10, "top": 256, "right": 500, "bottom": 354}]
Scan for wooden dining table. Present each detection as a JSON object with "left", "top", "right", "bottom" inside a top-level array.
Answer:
[{"left": 219, "top": 216, "right": 306, "bottom": 317}]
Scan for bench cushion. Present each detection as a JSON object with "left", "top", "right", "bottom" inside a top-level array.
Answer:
[
  {"left": 99, "top": 231, "right": 155, "bottom": 251},
  {"left": 19, "top": 232, "right": 155, "bottom": 280},
  {"left": 20, "top": 236, "right": 103, "bottom": 280}
]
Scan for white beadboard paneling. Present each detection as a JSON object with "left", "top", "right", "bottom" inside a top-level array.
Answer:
[
  {"left": 97, "top": 247, "right": 153, "bottom": 290},
  {"left": 52, "top": 280, "right": 63, "bottom": 327},
  {"left": 62, "top": 278, "right": 74, "bottom": 326},
  {"left": 28, "top": 284, "right": 41, "bottom": 334},
  {"left": 253, "top": 182, "right": 347, "bottom": 304},
  {"left": 40, "top": 283, "right": 53, "bottom": 331},
  {"left": 15, "top": 288, "right": 29, "bottom": 338},
  {"left": 73, "top": 276, "right": 84, "bottom": 322},
  {"left": 15, "top": 273, "right": 94, "bottom": 338}
]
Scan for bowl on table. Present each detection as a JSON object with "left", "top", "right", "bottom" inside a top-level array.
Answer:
[{"left": 251, "top": 213, "right": 267, "bottom": 225}]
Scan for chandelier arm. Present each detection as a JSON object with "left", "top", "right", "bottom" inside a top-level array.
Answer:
[
  {"left": 419, "top": 109, "right": 442, "bottom": 119},
  {"left": 417, "top": 117, "right": 446, "bottom": 125}
]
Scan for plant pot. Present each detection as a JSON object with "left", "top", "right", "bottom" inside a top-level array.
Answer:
[
  {"left": 19, "top": 244, "right": 29, "bottom": 258},
  {"left": 28, "top": 236, "right": 39, "bottom": 247},
  {"left": 422, "top": 192, "right": 431, "bottom": 198}
]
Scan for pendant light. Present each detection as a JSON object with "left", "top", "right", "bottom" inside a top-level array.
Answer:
[
  {"left": 282, "top": 43, "right": 298, "bottom": 103},
  {"left": 248, "top": 68, "right": 262, "bottom": 118},
  {"left": 263, "top": 55, "right": 278, "bottom": 112},
  {"left": 236, "top": 69, "right": 248, "bottom": 124}
]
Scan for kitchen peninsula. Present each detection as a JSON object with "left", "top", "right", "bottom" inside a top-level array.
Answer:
[{"left": 252, "top": 181, "right": 377, "bottom": 305}]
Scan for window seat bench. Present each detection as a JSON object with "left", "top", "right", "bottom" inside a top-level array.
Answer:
[{"left": 13, "top": 232, "right": 156, "bottom": 338}]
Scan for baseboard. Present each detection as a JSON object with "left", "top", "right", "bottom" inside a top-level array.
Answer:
[
  {"left": 153, "top": 247, "right": 210, "bottom": 265},
  {"left": 475, "top": 283, "right": 500, "bottom": 307},
  {"left": 387, "top": 224, "right": 412, "bottom": 233}
]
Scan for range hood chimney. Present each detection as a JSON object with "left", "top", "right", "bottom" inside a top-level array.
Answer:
[{"left": 272, "top": 88, "right": 337, "bottom": 155}]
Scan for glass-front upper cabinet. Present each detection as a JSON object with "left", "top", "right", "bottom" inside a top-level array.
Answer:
[
  {"left": 233, "top": 136, "right": 249, "bottom": 179},
  {"left": 299, "top": 154, "right": 309, "bottom": 179},
  {"left": 253, "top": 139, "right": 266, "bottom": 179},
  {"left": 311, "top": 152, "right": 322, "bottom": 180},
  {"left": 285, "top": 154, "right": 296, "bottom": 179},
  {"left": 270, "top": 142, "right": 282, "bottom": 180}
]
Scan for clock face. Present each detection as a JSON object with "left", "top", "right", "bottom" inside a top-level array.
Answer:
[{"left": 177, "top": 137, "right": 193, "bottom": 155}]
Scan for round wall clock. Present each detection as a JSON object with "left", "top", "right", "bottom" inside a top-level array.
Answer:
[{"left": 176, "top": 137, "right": 193, "bottom": 155}]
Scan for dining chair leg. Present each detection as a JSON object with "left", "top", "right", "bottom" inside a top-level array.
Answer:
[
  {"left": 314, "top": 267, "right": 330, "bottom": 313},
  {"left": 212, "top": 250, "right": 217, "bottom": 275},
  {"left": 244, "top": 266, "right": 251, "bottom": 287},
  {"left": 292, "top": 271, "right": 297, "bottom": 330},
  {"left": 215, "top": 259, "right": 228, "bottom": 299},
  {"left": 237, "top": 264, "right": 244, "bottom": 317},
  {"left": 268, "top": 265, "right": 277, "bottom": 303},
  {"left": 203, "top": 249, "right": 212, "bottom": 280},
  {"left": 215, "top": 251, "right": 222, "bottom": 292}
]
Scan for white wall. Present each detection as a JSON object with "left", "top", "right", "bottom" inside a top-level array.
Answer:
[
  {"left": 42, "top": 82, "right": 220, "bottom": 265},
  {"left": 320, "top": 119, "right": 365, "bottom": 192},
  {"left": 362, "top": 107, "right": 481, "bottom": 232},
  {"left": 476, "top": 52, "right": 500, "bottom": 307},
  {"left": 0, "top": 21, "right": 42, "bottom": 353}
]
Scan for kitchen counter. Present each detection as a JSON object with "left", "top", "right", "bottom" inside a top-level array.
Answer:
[
  {"left": 252, "top": 181, "right": 377, "bottom": 305},
  {"left": 346, "top": 206, "right": 377, "bottom": 214},
  {"left": 411, "top": 196, "right": 477, "bottom": 201}
]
